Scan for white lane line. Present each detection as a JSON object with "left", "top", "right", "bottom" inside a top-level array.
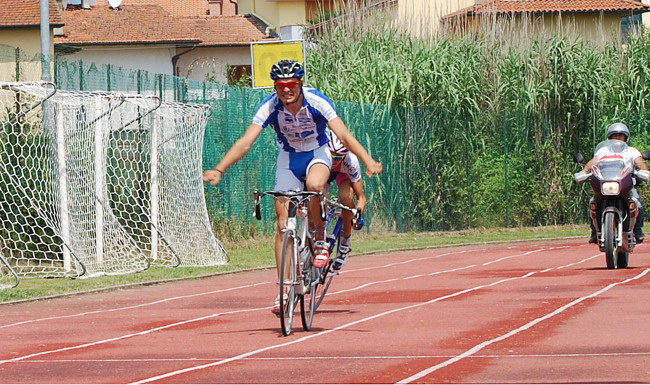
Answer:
[
  {"left": 128, "top": 254, "right": 601, "bottom": 384},
  {"left": 0, "top": 282, "right": 268, "bottom": 329},
  {"left": 0, "top": 306, "right": 266, "bottom": 366},
  {"left": 0, "top": 246, "right": 585, "bottom": 369},
  {"left": 0, "top": 248, "right": 485, "bottom": 329},
  {"left": 17, "top": 350, "right": 650, "bottom": 364},
  {"left": 397, "top": 267, "right": 650, "bottom": 384},
  {"left": 1, "top": 242, "right": 572, "bottom": 329}
]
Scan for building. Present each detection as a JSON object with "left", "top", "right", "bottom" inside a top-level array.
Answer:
[
  {"left": 53, "top": 0, "right": 277, "bottom": 83},
  {"left": 441, "top": 0, "right": 650, "bottom": 41},
  {"left": 0, "top": 0, "right": 63, "bottom": 81}
]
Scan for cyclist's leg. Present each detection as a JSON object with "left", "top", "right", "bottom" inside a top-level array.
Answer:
[
  {"left": 306, "top": 163, "right": 330, "bottom": 267},
  {"left": 274, "top": 199, "right": 290, "bottom": 278},
  {"left": 334, "top": 178, "right": 354, "bottom": 270},
  {"left": 273, "top": 153, "right": 303, "bottom": 314},
  {"left": 337, "top": 177, "right": 354, "bottom": 238},
  {"left": 305, "top": 146, "right": 332, "bottom": 268}
]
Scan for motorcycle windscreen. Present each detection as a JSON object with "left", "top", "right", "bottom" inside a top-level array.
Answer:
[{"left": 596, "top": 159, "right": 628, "bottom": 180}]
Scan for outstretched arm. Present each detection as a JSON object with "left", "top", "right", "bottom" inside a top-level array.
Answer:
[
  {"left": 351, "top": 179, "right": 367, "bottom": 213},
  {"left": 328, "top": 117, "right": 383, "bottom": 177},
  {"left": 203, "top": 123, "right": 264, "bottom": 186}
]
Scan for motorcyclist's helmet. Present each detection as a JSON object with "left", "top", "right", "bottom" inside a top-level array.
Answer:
[
  {"left": 606, "top": 122, "right": 630, "bottom": 142},
  {"left": 270, "top": 59, "right": 305, "bottom": 80},
  {"left": 327, "top": 130, "right": 349, "bottom": 156}
]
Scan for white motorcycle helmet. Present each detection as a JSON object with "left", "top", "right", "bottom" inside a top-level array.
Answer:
[{"left": 606, "top": 122, "right": 630, "bottom": 143}]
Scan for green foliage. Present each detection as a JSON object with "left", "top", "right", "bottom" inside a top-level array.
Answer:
[{"left": 303, "top": 17, "right": 650, "bottom": 230}]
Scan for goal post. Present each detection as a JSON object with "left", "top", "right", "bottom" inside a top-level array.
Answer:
[{"left": 0, "top": 81, "right": 228, "bottom": 285}]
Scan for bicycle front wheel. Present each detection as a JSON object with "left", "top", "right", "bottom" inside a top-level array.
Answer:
[
  {"left": 279, "top": 230, "right": 298, "bottom": 336},
  {"left": 301, "top": 238, "right": 320, "bottom": 331},
  {"left": 313, "top": 226, "right": 341, "bottom": 311},
  {"left": 313, "top": 260, "right": 335, "bottom": 311}
]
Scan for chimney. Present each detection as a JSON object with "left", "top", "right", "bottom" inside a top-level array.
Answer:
[
  {"left": 208, "top": 0, "right": 222, "bottom": 15},
  {"left": 81, "top": 0, "right": 91, "bottom": 9}
]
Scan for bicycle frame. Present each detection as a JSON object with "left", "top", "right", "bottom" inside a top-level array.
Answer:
[{"left": 253, "top": 189, "right": 325, "bottom": 336}]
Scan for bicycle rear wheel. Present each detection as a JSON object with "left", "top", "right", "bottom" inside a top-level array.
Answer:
[{"left": 279, "top": 230, "right": 298, "bottom": 336}]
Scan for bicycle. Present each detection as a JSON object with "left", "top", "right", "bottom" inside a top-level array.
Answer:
[
  {"left": 253, "top": 189, "right": 326, "bottom": 336},
  {"left": 311, "top": 197, "right": 363, "bottom": 311}
]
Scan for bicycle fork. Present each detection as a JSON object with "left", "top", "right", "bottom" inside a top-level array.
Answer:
[{"left": 284, "top": 199, "right": 311, "bottom": 295}]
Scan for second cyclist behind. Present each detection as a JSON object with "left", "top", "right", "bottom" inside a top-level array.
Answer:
[{"left": 326, "top": 130, "right": 368, "bottom": 271}]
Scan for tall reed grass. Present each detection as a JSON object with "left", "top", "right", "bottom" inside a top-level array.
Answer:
[{"left": 305, "top": 2, "right": 650, "bottom": 230}]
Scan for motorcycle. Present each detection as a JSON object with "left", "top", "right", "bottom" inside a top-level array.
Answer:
[{"left": 574, "top": 139, "right": 650, "bottom": 269}]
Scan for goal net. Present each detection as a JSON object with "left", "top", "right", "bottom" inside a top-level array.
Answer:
[{"left": 0, "top": 81, "right": 228, "bottom": 284}]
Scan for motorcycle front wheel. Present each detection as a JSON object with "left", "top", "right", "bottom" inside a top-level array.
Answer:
[
  {"left": 617, "top": 251, "right": 629, "bottom": 268},
  {"left": 603, "top": 212, "right": 618, "bottom": 269}
]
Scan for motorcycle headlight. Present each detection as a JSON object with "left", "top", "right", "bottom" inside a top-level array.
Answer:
[{"left": 602, "top": 182, "right": 620, "bottom": 195}]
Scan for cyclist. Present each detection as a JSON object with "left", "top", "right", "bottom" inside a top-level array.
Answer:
[
  {"left": 326, "top": 130, "right": 367, "bottom": 270},
  {"left": 203, "top": 59, "right": 383, "bottom": 315}
]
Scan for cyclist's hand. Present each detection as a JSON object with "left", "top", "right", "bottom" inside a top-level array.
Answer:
[
  {"left": 203, "top": 169, "right": 223, "bottom": 186},
  {"left": 366, "top": 160, "right": 383, "bottom": 177},
  {"left": 352, "top": 208, "right": 364, "bottom": 230}
]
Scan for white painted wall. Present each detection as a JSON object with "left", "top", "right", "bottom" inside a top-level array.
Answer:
[
  {"left": 0, "top": 30, "right": 53, "bottom": 81},
  {"left": 175, "top": 46, "right": 253, "bottom": 83},
  {"left": 59, "top": 45, "right": 176, "bottom": 76}
]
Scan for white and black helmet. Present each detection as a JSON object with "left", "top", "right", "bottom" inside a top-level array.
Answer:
[
  {"left": 607, "top": 122, "right": 630, "bottom": 142},
  {"left": 327, "top": 130, "right": 349, "bottom": 155},
  {"left": 270, "top": 59, "right": 305, "bottom": 80}
]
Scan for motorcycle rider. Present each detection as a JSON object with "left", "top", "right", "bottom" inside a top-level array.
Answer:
[{"left": 579, "top": 122, "right": 648, "bottom": 243}]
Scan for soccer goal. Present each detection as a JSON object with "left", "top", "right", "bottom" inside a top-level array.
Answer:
[{"left": 0, "top": 81, "right": 228, "bottom": 284}]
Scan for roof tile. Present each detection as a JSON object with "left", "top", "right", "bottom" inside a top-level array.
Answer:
[
  {"left": 54, "top": 3, "right": 201, "bottom": 45},
  {"left": 0, "top": 0, "right": 64, "bottom": 28},
  {"left": 447, "top": 0, "right": 650, "bottom": 18},
  {"left": 54, "top": 0, "right": 274, "bottom": 46},
  {"left": 177, "top": 16, "right": 276, "bottom": 46}
]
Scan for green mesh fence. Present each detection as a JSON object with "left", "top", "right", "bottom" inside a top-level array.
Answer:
[{"left": 6, "top": 45, "right": 650, "bottom": 236}]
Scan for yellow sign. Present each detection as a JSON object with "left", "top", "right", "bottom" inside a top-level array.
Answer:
[{"left": 250, "top": 40, "right": 305, "bottom": 89}]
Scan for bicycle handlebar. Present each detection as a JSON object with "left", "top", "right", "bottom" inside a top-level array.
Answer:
[
  {"left": 327, "top": 198, "right": 365, "bottom": 230},
  {"left": 253, "top": 190, "right": 326, "bottom": 221}
]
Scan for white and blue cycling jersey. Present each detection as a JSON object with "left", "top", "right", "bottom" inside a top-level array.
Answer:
[
  {"left": 252, "top": 87, "right": 338, "bottom": 190},
  {"left": 252, "top": 87, "right": 337, "bottom": 153}
]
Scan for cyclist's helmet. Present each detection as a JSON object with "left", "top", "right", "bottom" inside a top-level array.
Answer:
[
  {"left": 606, "top": 122, "right": 630, "bottom": 142},
  {"left": 327, "top": 130, "right": 349, "bottom": 155},
  {"left": 270, "top": 59, "right": 305, "bottom": 80}
]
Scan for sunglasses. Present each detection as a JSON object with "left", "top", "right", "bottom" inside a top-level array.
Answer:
[
  {"left": 274, "top": 79, "right": 301, "bottom": 90},
  {"left": 331, "top": 154, "right": 346, "bottom": 161}
]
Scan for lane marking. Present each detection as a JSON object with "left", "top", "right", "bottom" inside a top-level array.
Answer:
[
  {"left": 128, "top": 254, "right": 602, "bottom": 384},
  {"left": 1, "top": 248, "right": 487, "bottom": 329},
  {"left": 397, "top": 267, "right": 650, "bottom": 384},
  {"left": 1, "top": 242, "right": 578, "bottom": 330},
  {"left": 14, "top": 350, "right": 650, "bottom": 364},
  {"left": 0, "top": 282, "right": 267, "bottom": 329},
  {"left": 0, "top": 247, "right": 594, "bottom": 371}
]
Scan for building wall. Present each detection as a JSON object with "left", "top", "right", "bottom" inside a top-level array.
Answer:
[
  {"left": 175, "top": 46, "right": 252, "bottom": 83},
  {"left": 238, "top": 0, "right": 307, "bottom": 37},
  {"left": 396, "top": 0, "right": 643, "bottom": 39},
  {"left": 0, "top": 30, "right": 54, "bottom": 81},
  {"left": 58, "top": 45, "right": 176, "bottom": 76},
  {"left": 397, "top": 0, "right": 474, "bottom": 36}
]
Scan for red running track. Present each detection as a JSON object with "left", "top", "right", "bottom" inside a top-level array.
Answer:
[{"left": 1, "top": 238, "right": 650, "bottom": 384}]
